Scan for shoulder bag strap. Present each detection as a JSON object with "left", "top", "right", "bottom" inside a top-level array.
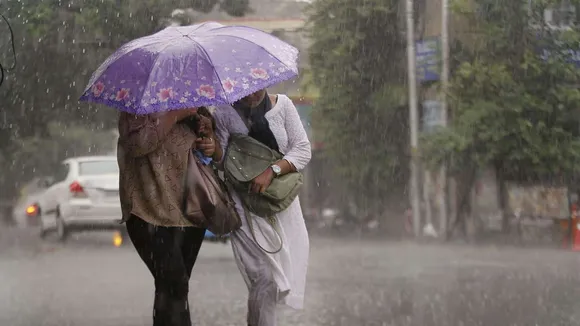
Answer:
[
  {"left": 243, "top": 202, "right": 283, "bottom": 255},
  {"left": 226, "top": 178, "right": 282, "bottom": 254},
  {"left": 233, "top": 107, "right": 251, "bottom": 130},
  {"left": 230, "top": 108, "right": 283, "bottom": 254}
]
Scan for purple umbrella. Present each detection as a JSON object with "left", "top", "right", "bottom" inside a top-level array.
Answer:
[{"left": 79, "top": 22, "right": 299, "bottom": 114}]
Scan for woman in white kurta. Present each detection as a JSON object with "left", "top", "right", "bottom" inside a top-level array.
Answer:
[{"left": 213, "top": 90, "right": 311, "bottom": 326}]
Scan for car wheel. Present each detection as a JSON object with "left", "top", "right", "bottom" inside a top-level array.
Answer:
[
  {"left": 55, "top": 211, "right": 68, "bottom": 242},
  {"left": 39, "top": 225, "right": 47, "bottom": 239},
  {"left": 38, "top": 209, "right": 47, "bottom": 239}
]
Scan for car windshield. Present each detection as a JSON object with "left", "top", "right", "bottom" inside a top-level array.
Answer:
[{"left": 78, "top": 160, "right": 119, "bottom": 176}]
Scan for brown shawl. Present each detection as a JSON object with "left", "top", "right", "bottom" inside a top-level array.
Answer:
[{"left": 117, "top": 112, "right": 206, "bottom": 227}]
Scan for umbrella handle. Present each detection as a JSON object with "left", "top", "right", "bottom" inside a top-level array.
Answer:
[
  {"left": 182, "top": 107, "right": 214, "bottom": 138},
  {"left": 182, "top": 114, "right": 203, "bottom": 137}
]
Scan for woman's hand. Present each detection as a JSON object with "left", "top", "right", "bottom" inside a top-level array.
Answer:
[
  {"left": 250, "top": 168, "right": 275, "bottom": 193},
  {"left": 196, "top": 108, "right": 215, "bottom": 137},
  {"left": 196, "top": 136, "right": 216, "bottom": 157}
]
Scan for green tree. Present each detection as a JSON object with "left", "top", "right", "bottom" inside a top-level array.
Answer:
[
  {"left": 423, "top": 0, "right": 580, "bottom": 233},
  {"left": 306, "top": 0, "right": 411, "bottom": 224},
  {"left": 73, "top": 0, "right": 251, "bottom": 49}
]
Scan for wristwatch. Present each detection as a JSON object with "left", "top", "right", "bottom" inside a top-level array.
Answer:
[{"left": 270, "top": 164, "right": 282, "bottom": 177}]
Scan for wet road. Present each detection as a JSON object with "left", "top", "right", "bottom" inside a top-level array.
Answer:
[{"left": 2, "top": 228, "right": 580, "bottom": 326}]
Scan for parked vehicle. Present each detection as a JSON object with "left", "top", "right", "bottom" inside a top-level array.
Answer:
[{"left": 35, "top": 156, "right": 123, "bottom": 241}]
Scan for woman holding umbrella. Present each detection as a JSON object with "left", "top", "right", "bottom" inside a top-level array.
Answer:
[
  {"left": 117, "top": 108, "right": 217, "bottom": 326},
  {"left": 80, "top": 22, "right": 304, "bottom": 326}
]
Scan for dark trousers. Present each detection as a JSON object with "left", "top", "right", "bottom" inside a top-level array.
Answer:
[{"left": 126, "top": 216, "right": 206, "bottom": 326}]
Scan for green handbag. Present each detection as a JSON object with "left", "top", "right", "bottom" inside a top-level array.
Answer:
[{"left": 224, "top": 133, "right": 303, "bottom": 218}]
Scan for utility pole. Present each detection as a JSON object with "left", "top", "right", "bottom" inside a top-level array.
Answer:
[
  {"left": 439, "top": 0, "right": 450, "bottom": 237},
  {"left": 423, "top": 170, "right": 434, "bottom": 234},
  {"left": 405, "top": 0, "right": 422, "bottom": 237}
]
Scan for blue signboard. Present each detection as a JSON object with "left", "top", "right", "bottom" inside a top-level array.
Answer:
[
  {"left": 537, "top": 36, "right": 580, "bottom": 65},
  {"left": 540, "top": 48, "right": 580, "bottom": 65},
  {"left": 416, "top": 38, "right": 441, "bottom": 82}
]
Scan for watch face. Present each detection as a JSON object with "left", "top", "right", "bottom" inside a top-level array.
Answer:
[{"left": 272, "top": 165, "right": 282, "bottom": 174}]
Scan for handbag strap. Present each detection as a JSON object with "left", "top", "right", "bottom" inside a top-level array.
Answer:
[
  {"left": 229, "top": 108, "right": 283, "bottom": 253},
  {"left": 234, "top": 107, "right": 252, "bottom": 130},
  {"left": 230, "top": 183, "right": 283, "bottom": 255},
  {"left": 181, "top": 153, "right": 191, "bottom": 217}
]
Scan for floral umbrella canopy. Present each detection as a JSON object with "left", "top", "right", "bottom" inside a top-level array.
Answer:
[{"left": 80, "top": 22, "right": 299, "bottom": 114}]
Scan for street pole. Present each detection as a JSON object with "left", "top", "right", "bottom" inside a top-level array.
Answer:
[
  {"left": 423, "top": 169, "right": 434, "bottom": 234},
  {"left": 405, "top": 0, "right": 422, "bottom": 237},
  {"left": 439, "top": 0, "right": 450, "bottom": 237}
]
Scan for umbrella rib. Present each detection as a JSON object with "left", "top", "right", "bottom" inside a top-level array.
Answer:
[
  {"left": 186, "top": 34, "right": 298, "bottom": 103},
  {"left": 139, "top": 42, "right": 175, "bottom": 109},
  {"left": 208, "top": 34, "right": 298, "bottom": 73},
  {"left": 83, "top": 37, "right": 170, "bottom": 94},
  {"left": 184, "top": 35, "right": 229, "bottom": 104}
]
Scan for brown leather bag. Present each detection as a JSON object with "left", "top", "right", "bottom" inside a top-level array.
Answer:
[{"left": 181, "top": 153, "right": 241, "bottom": 236}]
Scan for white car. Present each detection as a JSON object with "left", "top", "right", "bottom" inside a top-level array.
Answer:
[{"left": 36, "top": 156, "right": 122, "bottom": 241}]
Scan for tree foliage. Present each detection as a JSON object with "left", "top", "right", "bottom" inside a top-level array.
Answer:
[
  {"left": 423, "top": 0, "right": 580, "bottom": 184},
  {"left": 306, "top": 0, "right": 410, "bottom": 216}
]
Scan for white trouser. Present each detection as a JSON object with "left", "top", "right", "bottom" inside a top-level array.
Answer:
[{"left": 231, "top": 230, "right": 278, "bottom": 326}]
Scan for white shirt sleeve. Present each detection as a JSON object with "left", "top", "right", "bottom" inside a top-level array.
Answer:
[{"left": 281, "top": 97, "right": 312, "bottom": 171}]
